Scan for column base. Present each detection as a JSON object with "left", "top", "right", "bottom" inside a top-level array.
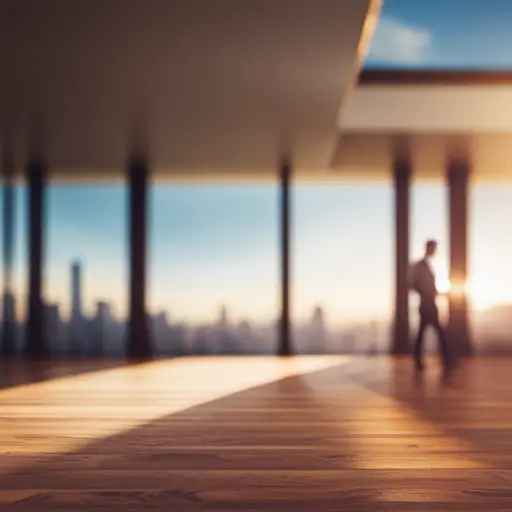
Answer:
[
  {"left": 392, "top": 318, "right": 411, "bottom": 355},
  {"left": 447, "top": 309, "right": 473, "bottom": 357}
]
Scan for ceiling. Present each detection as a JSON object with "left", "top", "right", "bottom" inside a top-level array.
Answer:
[
  {"left": 0, "top": 0, "right": 379, "bottom": 180},
  {"left": 334, "top": 70, "right": 512, "bottom": 181},
  {"left": 331, "top": 131, "right": 512, "bottom": 182}
]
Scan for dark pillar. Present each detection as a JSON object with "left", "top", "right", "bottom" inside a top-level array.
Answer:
[
  {"left": 127, "top": 154, "right": 152, "bottom": 358},
  {"left": 392, "top": 152, "right": 411, "bottom": 355},
  {"left": 278, "top": 157, "right": 292, "bottom": 356},
  {"left": 1, "top": 149, "right": 16, "bottom": 357},
  {"left": 25, "top": 155, "right": 46, "bottom": 358},
  {"left": 447, "top": 157, "right": 472, "bottom": 357}
]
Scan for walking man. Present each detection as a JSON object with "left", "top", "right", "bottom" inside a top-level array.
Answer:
[{"left": 409, "top": 240, "right": 453, "bottom": 372}]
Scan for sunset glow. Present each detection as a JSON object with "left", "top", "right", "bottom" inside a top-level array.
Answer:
[
  {"left": 435, "top": 268, "right": 497, "bottom": 312},
  {"left": 467, "top": 278, "right": 498, "bottom": 311}
]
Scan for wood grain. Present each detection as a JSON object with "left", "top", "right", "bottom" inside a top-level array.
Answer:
[{"left": 0, "top": 356, "right": 511, "bottom": 510}]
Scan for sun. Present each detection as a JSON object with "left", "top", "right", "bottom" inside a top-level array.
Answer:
[
  {"left": 433, "top": 263, "right": 495, "bottom": 311},
  {"left": 437, "top": 277, "right": 495, "bottom": 311}
]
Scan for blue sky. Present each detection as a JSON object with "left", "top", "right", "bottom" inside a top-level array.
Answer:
[
  {"left": 2, "top": 1, "right": 512, "bottom": 325},
  {"left": 367, "top": 0, "right": 512, "bottom": 69}
]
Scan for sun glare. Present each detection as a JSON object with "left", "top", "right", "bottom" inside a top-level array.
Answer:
[
  {"left": 467, "top": 278, "right": 496, "bottom": 311},
  {"left": 432, "top": 261, "right": 496, "bottom": 311},
  {"left": 434, "top": 266, "right": 495, "bottom": 311}
]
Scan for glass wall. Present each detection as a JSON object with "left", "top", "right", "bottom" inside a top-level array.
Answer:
[
  {"left": 292, "top": 182, "right": 393, "bottom": 354},
  {"left": 45, "top": 185, "right": 127, "bottom": 357},
  {"left": 409, "top": 182, "right": 512, "bottom": 355},
  {"left": 410, "top": 183, "right": 449, "bottom": 354},
  {"left": 8, "top": 177, "right": 506, "bottom": 358},
  {"left": 149, "top": 185, "right": 279, "bottom": 356},
  {"left": 0, "top": 184, "right": 28, "bottom": 353},
  {"left": 470, "top": 184, "right": 512, "bottom": 353}
]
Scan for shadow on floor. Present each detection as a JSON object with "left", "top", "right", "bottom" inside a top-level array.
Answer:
[
  {"left": 2, "top": 357, "right": 512, "bottom": 511},
  {"left": 347, "top": 356, "right": 512, "bottom": 472}
]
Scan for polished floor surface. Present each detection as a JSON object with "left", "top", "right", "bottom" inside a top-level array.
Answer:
[{"left": 0, "top": 356, "right": 512, "bottom": 511}]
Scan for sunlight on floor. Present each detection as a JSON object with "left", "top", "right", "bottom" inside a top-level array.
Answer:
[
  {"left": 339, "top": 382, "right": 486, "bottom": 470},
  {"left": 0, "top": 357, "right": 349, "bottom": 466},
  {"left": 302, "top": 360, "right": 489, "bottom": 473}
]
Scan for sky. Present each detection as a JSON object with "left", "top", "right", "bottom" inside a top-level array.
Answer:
[
  {"left": 366, "top": 0, "right": 512, "bottom": 69},
  {"left": 2, "top": 1, "right": 512, "bottom": 326}
]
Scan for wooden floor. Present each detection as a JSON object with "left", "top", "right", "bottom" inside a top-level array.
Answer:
[{"left": 1, "top": 356, "right": 512, "bottom": 511}]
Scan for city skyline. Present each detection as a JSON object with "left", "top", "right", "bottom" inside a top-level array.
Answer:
[
  {"left": 0, "top": 257, "right": 390, "bottom": 358},
  {"left": 4, "top": 256, "right": 512, "bottom": 357}
]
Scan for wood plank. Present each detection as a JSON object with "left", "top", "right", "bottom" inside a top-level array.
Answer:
[{"left": 0, "top": 356, "right": 512, "bottom": 510}]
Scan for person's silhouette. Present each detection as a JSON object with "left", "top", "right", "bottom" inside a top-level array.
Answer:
[{"left": 409, "top": 240, "right": 452, "bottom": 372}]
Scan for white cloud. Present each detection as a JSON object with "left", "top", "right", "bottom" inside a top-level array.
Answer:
[{"left": 367, "top": 15, "right": 432, "bottom": 64}]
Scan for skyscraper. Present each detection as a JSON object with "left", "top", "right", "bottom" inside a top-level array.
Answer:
[
  {"left": 218, "top": 305, "right": 229, "bottom": 328},
  {"left": 216, "top": 305, "right": 236, "bottom": 354},
  {"left": 44, "top": 302, "right": 62, "bottom": 355},
  {"left": 308, "top": 305, "right": 328, "bottom": 354},
  {"left": 69, "top": 260, "right": 86, "bottom": 355},
  {"left": 92, "top": 300, "right": 111, "bottom": 357},
  {"left": 71, "top": 260, "right": 83, "bottom": 322},
  {"left": 1, "top": 291, "right": 16, "bottom": 356}
]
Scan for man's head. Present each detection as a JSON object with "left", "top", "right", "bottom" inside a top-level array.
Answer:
[{"left": 425, "top": 239, "right": 438, "bottom": 258}]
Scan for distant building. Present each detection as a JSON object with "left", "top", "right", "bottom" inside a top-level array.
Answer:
[
  {"left": 169, "top": 324, "right": 187, "bottom": 356},
  {"left": 218, "top": 305, "right": 229, "bottom": 328},
  {"left": 215, "top": 305, "right": 238, "bottom": 354},
  {"left": 1, "top": 291, "right": 15, "bottom": 323},
  {"left": 152, "top": 311, "right": 170, "bottom": 354},
  {"left": 69, "top": 260, "right": 87, "bottom": 355},
  {"left": 294, "top": 305, "right": 328, "bottom": 354},
  {"left": 1, "top": 291, "right": 16, "bottom": 354},
  {"left": 193, "top": 326, "right": 212, "bottom": 355},
  {"left": 236, "top": 320, "right": 253, "bottom": 354},
  {"left": 44, "top": 302, "right": 62, "bottom": 354},
  {"left": 71, "top": 260, "right": 83, "bottom": 322},
  {"left": 308, "top": 305, "right": 328, "bottom": 354},
  {"left": 341, "top": 332, "right": 357, "bottom": 354},
  {"left": 91, "top": 300, "right": 112, "bottom": 356},
  {"left": 257, "top": 323, "right": 278, "bottom": 355}
]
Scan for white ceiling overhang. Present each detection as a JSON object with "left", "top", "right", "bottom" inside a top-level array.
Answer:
[{"left": 335, "top": 70, "right": 512, "bottom": 180}]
